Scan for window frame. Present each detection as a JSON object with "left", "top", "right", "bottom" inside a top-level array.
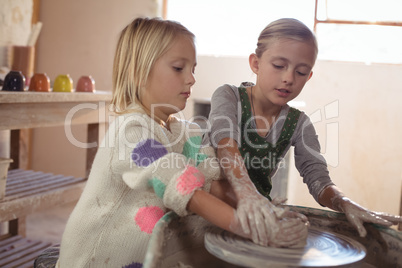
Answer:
[
  {"left": 313, "top": 0, "right": 402, "bottom": 32},
  {"left": 163, "top": 0, "right": 402, "bottom": 63}
]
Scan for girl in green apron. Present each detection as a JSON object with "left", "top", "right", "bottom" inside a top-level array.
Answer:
[{"left": 206, "top": 18, "right": 402, "bottom": 247}]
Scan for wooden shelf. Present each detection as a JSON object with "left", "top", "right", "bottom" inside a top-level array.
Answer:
[
  {"left": 0, "top": 91, "right": 112, "bottom": 130},
  {"left": 0, "top": 235, "right": 52, "bottom": 268},
  {"left": 0, "top": 90, "right": 112, "bottom": 104},
  {"left": 0, "top": 169, "right": 86, "bottom": 223}
]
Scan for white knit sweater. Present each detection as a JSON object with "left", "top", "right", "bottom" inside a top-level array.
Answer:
[{"left": 57, "top": 105, "right": 220, "bottom": 268}]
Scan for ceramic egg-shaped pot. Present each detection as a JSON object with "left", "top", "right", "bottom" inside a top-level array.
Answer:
[
  {"left": 76, "top": 75, "right": 96, "bottom": 93},
  {"left": 29, "top": 73, "right": 51, "bottom": 92},
  {"left": 53, "top": 74, "right": 73, "bottom": 92},
  {"left": 2, "top": 71, "right": 26, "bottom": 91}
]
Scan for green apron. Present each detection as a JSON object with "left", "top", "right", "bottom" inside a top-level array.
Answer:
[{"left": 238, "top": 87, "right": 301, "bottom": 200}]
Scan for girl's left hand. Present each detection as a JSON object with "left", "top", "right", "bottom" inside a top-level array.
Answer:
[{"left": 334, "top": 197, "right": 402, "bottom": 237}]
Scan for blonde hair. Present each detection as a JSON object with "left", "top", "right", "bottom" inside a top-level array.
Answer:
[
  {"left": 255, "top": 18, "right": 318, "bottom": 61},
  {"left": 111, "top": 17, "right": 195, "bottom": 114}
]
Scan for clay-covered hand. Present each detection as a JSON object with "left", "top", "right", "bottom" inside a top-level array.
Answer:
[
  {"left": 267, "top": 217, "right": 309, "bottom": 248},
  {"left": 271, "top": 197, "right": 309, "bottom": 223},
  {"left": 234, "top": 190, "right": 277, "bottom": 246},
  {"left": 235, "top": 189, "right": 309, "bottom": 247},
  {"left": 333, "top": 196, "right": 402, "bottom": 237},
  {"left": 228, "top": 206, "right": 309, "bottom": 248},
  {"left": 217, "top": 143, "right": 308, "bottom": 247}
]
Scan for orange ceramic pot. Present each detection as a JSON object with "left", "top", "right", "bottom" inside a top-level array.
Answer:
[{"left": 29, "top": 73, "right": 51, "bottom": 92}]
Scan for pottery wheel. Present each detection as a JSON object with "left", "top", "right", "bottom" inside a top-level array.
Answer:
[{"left": 204, "top": 227, "right": 366, "bottom": 267}]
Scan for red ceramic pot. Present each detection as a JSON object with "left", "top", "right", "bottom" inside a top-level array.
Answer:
[{"left": 76, "top": 75, "right": 96, "bottom": 93}]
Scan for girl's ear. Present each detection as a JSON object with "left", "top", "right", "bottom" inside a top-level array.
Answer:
[
  {"left": 249, "top": 53, "right": 259, "bottom": 74},
  {"left": 308, "top": 71, "right": 313, "bottom": 81}
]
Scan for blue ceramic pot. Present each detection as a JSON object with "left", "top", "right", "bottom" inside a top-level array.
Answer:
[{"left": 2, "top": 71, "right": 26, "bottom": 91}]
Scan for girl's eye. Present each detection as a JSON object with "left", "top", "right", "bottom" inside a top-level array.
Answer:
[
  {"left": 272, "top": 64, "right": 284, "bottom": 69},
  {"left": 173, "top": 67, "right": 183, "bottom": 72},
  {"left": 297, "top": 71, "right": 307, "bottom": 76}
]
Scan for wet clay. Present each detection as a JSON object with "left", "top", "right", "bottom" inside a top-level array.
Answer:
[{"left": 204, "top": 227, "right": 367, "bottom": 267}]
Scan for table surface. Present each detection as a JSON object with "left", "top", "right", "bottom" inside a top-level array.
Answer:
[
  {"left": 0, "top": 90, "right": 112, "bottom": 104},
  {"left": 0, "top": 91, "right": 112, "bottom": 130}
]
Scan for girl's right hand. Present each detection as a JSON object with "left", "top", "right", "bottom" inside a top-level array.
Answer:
[
  {"left": 267, "top": 216, "right": 309, "bottom": 248},
  {"left": 229, "top": 204, "right": 308, "bottom": 247},
  {"left": 216, "top": 139, "right": 308, "bottom": 247},
  {"left": 233, "top": 193, "right": 309, "bottom": 247}
]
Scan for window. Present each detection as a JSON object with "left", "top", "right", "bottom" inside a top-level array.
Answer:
[
  {"left": 166, "top": 0, "right": 315, "bottom": 57},
  {"left": 314, "top": 0, "right": 402, "bottom": 64},
  {"left": 165, "top": 0, "right": 402, "bottom": 64}
]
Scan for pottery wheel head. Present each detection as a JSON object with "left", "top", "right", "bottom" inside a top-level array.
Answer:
[{"left": 204, "top": 227, "right": 366, "bottom": 267}]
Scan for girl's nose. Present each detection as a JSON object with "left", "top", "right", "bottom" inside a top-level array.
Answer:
[
  {"left": 188, "top": 72, "right": 196, "bottom": 85},
  {"left": 282, "top": 71, "right": 294, "bottom": 85}
]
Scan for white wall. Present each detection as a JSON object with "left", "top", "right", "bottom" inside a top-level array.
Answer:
[
  {"left": 190, "top": 55, "right": 402, "bottom": 216},
  {"left": 35, "top": 0, "right": 161, "bottom": 91},
  {"left": 288, "top": 60, "right": 402, "bottom": 216}
]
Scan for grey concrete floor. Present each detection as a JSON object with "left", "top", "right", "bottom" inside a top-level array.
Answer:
[{"left": 26, "top": 201, "right": 77, "bottom": 244}]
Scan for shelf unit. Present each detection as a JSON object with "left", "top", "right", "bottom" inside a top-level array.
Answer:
[{"left": 0, "top": 91, "right": 111, "bottom": 267}]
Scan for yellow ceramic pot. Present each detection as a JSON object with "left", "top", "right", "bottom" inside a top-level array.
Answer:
[{"left": 53, "top": 74, "right": 73, "bottom": 92}]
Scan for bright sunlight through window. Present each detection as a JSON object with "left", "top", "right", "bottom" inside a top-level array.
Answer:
[{"left": 166, "top": 0, "right": 402, "bottom": 64}]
